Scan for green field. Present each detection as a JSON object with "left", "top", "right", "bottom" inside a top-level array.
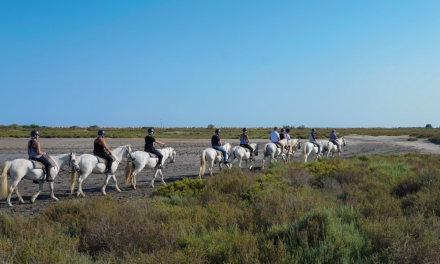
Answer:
[
  {"left": 1, "top": 124, "right": 440, "bottom": 143},
  {"left": 1, "top": 153, "right": 440, "bottom": 263}
]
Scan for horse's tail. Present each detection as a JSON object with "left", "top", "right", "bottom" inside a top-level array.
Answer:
[
  {"left": 199, "top": 150, "right": 206, "bottom": 176},
  {"left": 0, "top": 161, "right": 11, "bottom": 200},
  {"left": 125, "top": 159, "right": 134, "bottom": 185},
  {"left": 302, "top": 143, "right": 307, "bottom": 157},
  {"left": 70, "top": 170, "right": 77, "bottom": 194}
]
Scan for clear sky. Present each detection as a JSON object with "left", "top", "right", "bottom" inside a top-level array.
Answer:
[{"left": 1, "top": 0, "right": 439, "bottom": 128}]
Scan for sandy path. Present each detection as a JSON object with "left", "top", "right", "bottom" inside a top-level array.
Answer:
[{"left": 0, "top": 135, "right": 439, "bottom": 216}]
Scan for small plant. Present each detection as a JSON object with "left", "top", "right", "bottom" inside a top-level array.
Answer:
[
  {"left": 153, "top": 178, "right": 206, "bottom": 197},
  {"left": 407, "top": 137, "right": 418, "bottom": 141}
]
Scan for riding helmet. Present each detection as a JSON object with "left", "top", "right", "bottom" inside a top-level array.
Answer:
[
  {"left": 243, "top": 128, "right": 247, "bottom": 132},
  {"left": 30, "top": 130, "right": 40, "bottom": 137},
  {"left": 281, "top": 128, "right": 286, "bottom": 132},
  {"left": 311, "top": 128, "right": 316, "bottom": 132},
  {"left": 148, "top": 128, "right": 154, "bottom": 134},
  {"left": 215, "top": 129, "right": 221, "bottom": 134},
  {"left": 97, "top": 130, "right": 106, "bottom": 136}
]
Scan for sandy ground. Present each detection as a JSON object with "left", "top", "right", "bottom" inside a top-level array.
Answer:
[{"left": 0, "top": 135, "right": 439, "bottom": 216}]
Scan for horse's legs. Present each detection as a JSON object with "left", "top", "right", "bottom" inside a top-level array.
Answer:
[
  {"left": 111, "top": 174, "right": 121, "bottom": 193},
  {"left": 102, "top": 174, "right": 112, "bottom": 195},
  {"left": 209, "top": 160, "right": 214, "bottom": 176},
  {"left": 77, "top": 174, "right": 88, "bottom": 197},
  {"left": 160, "top": 169, "right": 166, "bottom": 185},
  {"left": 30, "top": 182, "right": 44, "bottom": 204},
  {"left": 15, "top": 187, "right": 25, "bottom": 204},
  {"left": 262, "top": 155, "right": 266, "bottom": 169},
  {"left": 151, "top": 169, "right": 160, "bottom": 188},
  {"left": 49, "top": 181, "right": 59, "bottom": 201},
  {"left": 7, "top": 180, "right": 22, "bottom": 206}
]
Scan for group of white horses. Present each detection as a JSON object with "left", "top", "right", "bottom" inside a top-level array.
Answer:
[
  {"left": 0, "top": 137, "right": 345, "bottom": 207},
  {"left": 0, "top": 145, "right": 176, "bottom": 207},
  {"left": 198, "top": 137, "right": 346, "bottom": 178}
]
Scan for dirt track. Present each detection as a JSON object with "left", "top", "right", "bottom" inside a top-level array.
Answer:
[{"left": 1, "top": 135, "right": 439, "bottom": 216}]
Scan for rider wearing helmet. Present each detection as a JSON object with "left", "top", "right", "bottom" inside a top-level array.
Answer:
[
  {"left": 212, "top": 129, "right": 229, "bottom": 164},
  {"left": 309, "top": 128, "right": 323, "bottom": 156},
  {"left": 93, "top": 130, "right": 113, "bottom": 174},
  {"left": 28, "top": 130, "right": 53, "bottom": 182},
  {"left": 145, "top": 128, "right": 166, "bottom": 169},
  {"left": 269, "top": 127, "right": 286, "bottom": 157},
  {"left": 330, "top": 129, "right": 342, "bottom": 153},
  {"left": 279, "top": 128, "right": 286, "bottom": 140},
  {"left": 240, "top": 128, "right": 254, "bottom": 160}
]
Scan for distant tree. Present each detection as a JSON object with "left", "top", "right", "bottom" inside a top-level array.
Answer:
[
  {"left": 8, "top": 124, "right": 22, "bottom": 129},
  {"left": 22, "top": 124, "right": 40, "bottom": 128},
  {"left": 70, "top": 126, "right": 79, "bottom": 129},
  {"left": 298, "top": 125, "right": 306, "bottom": 130},
  {"left": 87, "top": 125, "right": 100, "bottom": 131},
  {"left": 426, "top": 124, "right": 433, "bottom": 128},
  {"left": 207, "top": 124, "right": 215, "bottom": 129}
]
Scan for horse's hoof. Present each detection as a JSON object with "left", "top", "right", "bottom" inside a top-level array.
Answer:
[
  {"left": 7, "top": 204, "right": 12, "bottom": 207},
  {"left": 81, "top": 194, "right": 86, "bottom": 198},
  {"left": 30, "top": 199, "right": 35, "bottom": 204},
  {"left": 19, "top": 200, "right": 25, "bottom": 204},
  {"left": 52, "top": 198, "right": 59, "bottom": 202},
  {"left": 116, "top": 189, "right": 122, "bottom": 193}
]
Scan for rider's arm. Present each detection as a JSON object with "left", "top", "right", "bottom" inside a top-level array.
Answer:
[
  {"left": 99, "top": 139, "right": 113, "bottom": 155},
  {"left": 155, "top": 140, "right": 166, "bottom": 146},
  {"left": 218, "top": 140, "right": 222, "bottom": 147},
  {"left": 35, "top": 142, "right": 47, "bottom": 156},
  {"left": 246, "top": 134, "right": 249, "bottom": 144}
]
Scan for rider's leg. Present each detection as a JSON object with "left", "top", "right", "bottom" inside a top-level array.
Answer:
[
  {"left": 36, "top": 156, "right": 53, "bottom": 182},
  {"left": 214, "top": 146, "right": 228, "bottom": 163},
  {"left": 152, "top": 149, "right": 163, "bottom": 168},
  {"left": 333, "top": 141, "right": 341, "bottom": 152},
  {"left": 241, "top": 144, "right": 254, "bottom": 158},
  {"left": 99, "top": 152, "right": 113, "bottom": 174}
]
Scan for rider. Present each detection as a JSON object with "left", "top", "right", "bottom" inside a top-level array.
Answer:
[
  {"left": 240, "top": 128, "right": 254, "bottom": 160},
  {"left": 309, "top": 128, "right": 322, "bottom": 156},
  {"left": 269, "top": 127, "right": 286, "bottom": 157},
  {"left": 285, "top": 128, "right": 293, "bottom": 154},
  {"left": 212, "top": 129, "right": 229, "bottom": 164},
  {"left": 28, "top": 130, "right": 53, "bottom": 182},
  {"left": 93, "top": 130, "right": 114, "bottom": 174},
  {"left": 279, "top": 128, "right": 286, "bottom": 140},
  {"left": 145, "top": 128, "right": 166, "bottom": 169},
  {"left": 330, "top": 129, "right": 342, "bottom": 153}
]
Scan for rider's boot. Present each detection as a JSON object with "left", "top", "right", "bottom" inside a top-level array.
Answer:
[{"left": 45, "top": 166, "right": 54, "bottom": 182}]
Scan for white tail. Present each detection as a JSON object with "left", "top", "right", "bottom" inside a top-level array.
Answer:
[
  {"left": 0, "top": 161, "right": 11, "bottom": 200},
  {"left": 199, "top": 150, "right": 206, "bottom": 178}
]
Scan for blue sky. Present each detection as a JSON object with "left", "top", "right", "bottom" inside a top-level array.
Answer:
[{"left": 1, "top": 0, "right": 439, "bottom": 128}]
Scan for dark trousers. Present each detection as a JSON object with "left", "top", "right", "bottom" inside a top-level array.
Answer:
[
  {"left": 150, "top": 149, "right": 163, "bottom": 165},
  {"left": 330, "top": 140, "right": 341, "bottom": 152},
  {"left": 240, "top": 144, "right": 253, "bottom": 155},
  {"left": 35, "top": 156, "right": 52, "bottom": 169},
  {"left": 95, "top": 152, "right": 113, "bottom": 172}
]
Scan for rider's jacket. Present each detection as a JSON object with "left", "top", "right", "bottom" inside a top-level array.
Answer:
[
  {"left": 330, "top": 132, "right": 338, "bottom": 141},
  {"left": 270, "top": 131, "right": 279, "bottom": 143},
  {"left": 309, "top": 133, "right": 317, "bottom": 142},
  {"left": 28, "top": 140, "right": 41, "bottom": 159}
]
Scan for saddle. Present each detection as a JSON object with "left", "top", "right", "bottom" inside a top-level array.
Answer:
[
  {"left": 95, "top": 156, "right": 107, "bottom": 164},
  {"left": 274, "top": 142, "right": 282, "bottom": 149},
  {"left": 214, "top": 150, "right": 223, "bottom": 157},
  {"left": 147, "top": 152, "right": 158, "bottom": 158},
  {"left": 30, "top": 159, "right": 45, "bottom": 170}
]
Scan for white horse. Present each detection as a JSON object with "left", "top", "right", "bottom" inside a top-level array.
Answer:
[
  {"left": 70, "top": 145, "right": 135, "bottom": 197},
  {"left": 124, "top": 147, "right": 176, "bottom": 189},
  {"left": 0, "top": 153, "right": 79, "bottom": 207},
  {"left": 262, "top": 139, "right": 291, "bottom": 169},
  {"left": 302, "top": 141, "right": 324, "bottom": 162},
  {"left": 285, "top": 138, "right": 301, "bottom": 161},
  {"left": 326, "top": 137, "right": 346, "bottom": 157},
  {"left": 229, "top": 143, "right": 259, "bottom": 170},
  {"left": 198, "top": 143, "right": 232, "bottom": 179}
]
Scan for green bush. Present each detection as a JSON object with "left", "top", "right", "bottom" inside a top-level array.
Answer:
[{"left": 153, "top": 178, "right": 206, "bottom": 197}]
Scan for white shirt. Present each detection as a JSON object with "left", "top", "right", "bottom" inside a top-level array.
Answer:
[
  {"left": 286, "top": 133, "right": 291, "bottom": 140},
  {"left": 270, "top": 131, "right": 280, "bottom": 143}
]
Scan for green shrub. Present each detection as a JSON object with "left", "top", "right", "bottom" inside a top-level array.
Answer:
[{"left": 153, "top": 178, "right": 206, "bottom": 197}]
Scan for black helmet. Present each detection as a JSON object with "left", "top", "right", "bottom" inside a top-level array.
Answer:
[
  {"left": 286, "top": 128, "right": 290, "bottom": 132},
  {"left": 243, "top": 127, "right": 247, "bottom": 132},
  {"left": 148, "top": 128, "right": 154, "bottom": 134},
  {"left": 215, "top": 129, "right": 221, "bottom": 134},
  {"left": 281, "top": 128, "right": 286, "bottom": 132},
  {"left": 332, "top": 129, "right": 335, "bottom": 132},
  {"left": 97, "top": 130, "right": 106, "bottom": 136},
  {"left": 311, "top": 128, "right": 316, "bottom": 132},
  {"left": 30, "top": 130, "right": 40, "bottom": 137}
]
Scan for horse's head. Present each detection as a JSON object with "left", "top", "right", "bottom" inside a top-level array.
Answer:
[
  {"left": 169, "top": 148, "right": 177, "bottom": 163},
  {"left": 125, "top": 145, "right": 136, "bottom": 161},
  {"left": 69, "top": 152, "right": 80, "bottom": 172}
]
